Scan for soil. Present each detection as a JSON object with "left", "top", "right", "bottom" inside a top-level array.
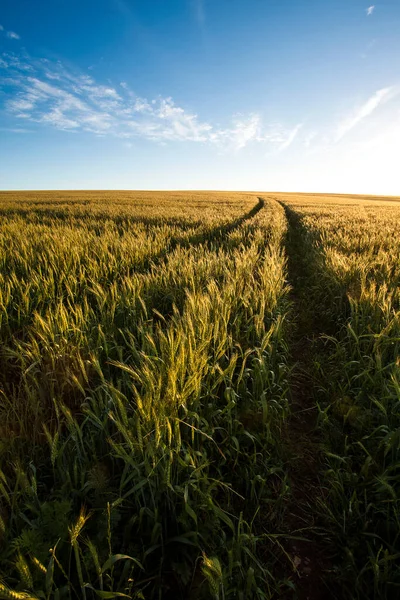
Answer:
[{"left": 271, "top": 198, "right": 336, "bottom": 600}]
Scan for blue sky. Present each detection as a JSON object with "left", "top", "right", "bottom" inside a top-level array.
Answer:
[{"left": 1, "top": 0, "right": 400, "bottom": 193}]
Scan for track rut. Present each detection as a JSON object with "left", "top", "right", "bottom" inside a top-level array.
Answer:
[{"left": 270, "top": 197, "right": 334, "bottom": 599}]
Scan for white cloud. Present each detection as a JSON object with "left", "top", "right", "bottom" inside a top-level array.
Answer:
[
  {"left": 0, "top": 25, "right": 21, "bottom": 38},
  {"left": 229, "top": 114, "right": 262, "bottom": 150},
  {"left": 366, "top": 5, "right": 375, "bottom": 16},
  {"left": 6, "top": 31, "right": 20, "bottom": 40},
  {"left": 0, "top": 50, "right": 303, "bottom": 153},
  {"left": 154, "top": 97, "right": 212, "bottom": 141},
  {"left": 210, "top": 114, "right": 263, "bottom": 150},
  {"left": 8, "top": 98, "right": 36, "bottom": 111},
  {"left": 210, "top": 116, "right": 300, "bottom": 153},
  {"left": 0, "top": 53, "right": 34, "bottom": 71},
  {"left": 277, "top": 123, "right": 302, "bottom": 152},
  {"left": 304, "top": 131, "right": 317, "bottom": 148},
  {"left": 335, "top": 87, "right": 397, "bottom": 141},
  {"left": 0, "top": 55, "right": 219, "bottom": 140},
  {"left": 0, "top": 126, "right": 32, "bottom": 133}
]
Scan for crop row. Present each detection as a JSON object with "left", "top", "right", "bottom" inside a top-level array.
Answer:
[
  {"left": 280, "top": 194, "right": 400, "bottom": 599},
  {"left": 2, "top": 190, "right": 399, "bottom": 599},
  {"left": 0, "top": 193, "right": 292, "bottom": 599}
]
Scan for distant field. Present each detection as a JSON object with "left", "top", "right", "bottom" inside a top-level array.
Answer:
[{"left": 0, "top": 191, "right": 399, "bottom": 599}]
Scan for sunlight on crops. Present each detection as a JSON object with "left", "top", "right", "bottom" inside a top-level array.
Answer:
[
  {"left": 1, "top": 190, "right": 400, "bottom": 599},
  {"left": 277, "top": 192, "right": 400, "bottom": 598},
  {"left": 0, "top": 191, "right": 291, "bottom": 599}
]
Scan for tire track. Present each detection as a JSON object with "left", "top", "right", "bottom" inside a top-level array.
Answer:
[{"left": 269, "top": 197, "right": 334, "bottom": 600}]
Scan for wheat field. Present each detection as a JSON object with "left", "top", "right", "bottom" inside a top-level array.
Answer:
[{"left": 0, "top": 190, "right": 399, "bottom": 599}]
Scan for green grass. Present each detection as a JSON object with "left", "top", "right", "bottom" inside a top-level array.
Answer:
[
  {"left": 278, "top": 193, "right": 400, "bottom": 598},
  {"left": 1, "top": 189, "right": 400, "bottom": 599},
  {"left": 0, "top": 192, "right": 292, "bottom": 599}
]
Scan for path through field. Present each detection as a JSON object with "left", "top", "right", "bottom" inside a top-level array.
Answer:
[
  {"left": 271, "top": 198, "right": 333, "bottom": 599},
  {"left": 2, "top": 191, "right": 400, "bottom": 599}
]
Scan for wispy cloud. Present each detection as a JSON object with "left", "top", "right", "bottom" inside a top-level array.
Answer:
[
  {"left": 192, "top": 0, "right": 206, "bottom": 26},
  {"left": 1, "top": 55, "right": 212, "bottom": 140},
  {"left": 210, "top": 114, "right": 262, "bottom": 150},
  {"left": 295, "top": 85, "right": 398, "bottom": 157},
  {"left": 304, "top": 131, "right": 317, "bottom": 148},
  {"left": 366, "top": 5, "right": 375, "bottom": 16},
  {"left": 0, "top": 126, "right": 32, "bottom": 133},
  {"left": 208, "top": 115, "right": 302, "bottom": 153},
  {"left": 277, "top": 123, "right": 302, "bottom": 152},
  {"left": 1, "top": 25, "right": 21, "bottom": 39},
  {"left": 335, "top": 87, "right": 397, "bottom": 141},
  {"left": 359, "top": 37, "right": 377, "bottom": 59},
  {"left": 0, "top": 50, "right": 298, "bottom": 153}
]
